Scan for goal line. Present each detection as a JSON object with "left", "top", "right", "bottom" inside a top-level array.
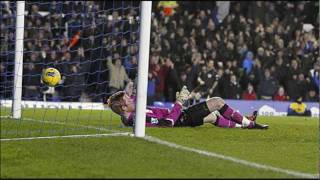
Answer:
[
  {"left": 0, "top": 132, "right": 131, "bottom": 142},
  {"left": 1, "top": 115, "right": 133, "bottom": 141},
  {"left": 0, "top": 115, "right": 128, "bottom": 134}
]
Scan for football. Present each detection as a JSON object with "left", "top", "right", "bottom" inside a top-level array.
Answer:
[{"left": 41, "top": 67, "right": 61, "bottom": 87}]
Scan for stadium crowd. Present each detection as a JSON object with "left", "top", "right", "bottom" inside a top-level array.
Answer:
[{"left": 0, "top": 1, "right": 319, "bottom": 104}]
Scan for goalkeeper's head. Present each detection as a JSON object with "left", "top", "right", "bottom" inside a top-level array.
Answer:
[{"left": 103, "top": 91, "right": 135, "bottom": 115}]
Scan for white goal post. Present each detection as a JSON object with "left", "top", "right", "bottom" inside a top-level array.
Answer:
[
  {"left": 134, "top": 1, "right": 152, "bottom": 137},
  {"left": 12, "top": 1, "right": 25, "bottom": 119}
]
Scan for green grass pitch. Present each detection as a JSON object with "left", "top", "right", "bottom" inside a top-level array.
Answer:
[{"left": 0, "top": 107, "right": 319, "bottom": 178}]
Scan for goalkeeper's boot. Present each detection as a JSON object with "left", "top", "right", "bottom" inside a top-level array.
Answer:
[
  {"left": 246, "top": 111, "right": 269, "bottom": 129},
  {"left": 253, "top": 123, "right": 269, "bottom": 130},
  {"left": 246, "top": 110, "right": 258, "bottom": 121}
]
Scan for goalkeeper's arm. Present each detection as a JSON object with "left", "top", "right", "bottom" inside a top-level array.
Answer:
[
  {"left": 124, "top": 77, "right": 138, "bottom": 97},
  {"left": 124, "top": 81, "right": 134, "bottom": 97},
  {"left": 175, "top": 86, "right": 191, "bottom": 106}
]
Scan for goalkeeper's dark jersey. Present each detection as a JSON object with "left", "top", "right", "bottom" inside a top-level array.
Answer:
[{"left": 121, "top": 96, "right": 183, "bottom": 127}]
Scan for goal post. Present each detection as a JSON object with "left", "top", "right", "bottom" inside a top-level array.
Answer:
[
  {"left": 134, "top": 1, "right": 152, "bottom": 137},
  {"left": 12, "top": 1, "right": 25, "bottom": 119}
]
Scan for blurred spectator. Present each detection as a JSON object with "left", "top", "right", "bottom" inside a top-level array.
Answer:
[
  {"left": 215, "top": 68, "right": 225, "bottom": 98},
  {"left": 213, "top": 1, "right": 231, "bottom": 25},
  {"left": 286, "top": 59, "right": 301, "bottom": 81},
  {"left": 272, "top": 54, "right": 288, "bottom": 87},
  {"left": 0, "top": 61, "right": 13, "bottom": 99},
  {"left": 164, "top": 58, "right": 180, "bottom": 102},
  {"left": 305, "top": 88, "right": 318, "bottom": 102},
  {"left": 242, "top": 51, "right": 254, "bottom": 75},
  {"left": 206, "top": 60, "right": 220, "bottom": 98},
  {"left": 125, "top": 55, "right": 138, "bottom": 80},
  {"left": 286, "top": 73, "right": 301, "bottom": 101},
  {"left": 23, "top": 63, "right": 41, "bottom": 100},
  {"left": 193, "top": 65, "right": 207, "bottom": 98},
  {"left": 63, "top": 64, "right": 84, "bottom": 101},
  {"left": 287, "top": 97, "right": 311, "bottom": 116},
  {"left": 195, "top": 60, "right": 219, "bottom": 98},
  {"left": 157, "top": 1, "right": 179, "bottom": 16},
  {"left": 68, "top": 30, "right": 81, "bottom": 50},
  {"left": 240, "top": 59, "right": 262, "bottom": 93},
  {"left": 247, "top": 1, "right": 266, "bottom": 25},
  {"left": 296, "top": 73, "right": 309, "bottom": 100},
  {"left": 147, "top": 72, "right": 157, "bottom": 105},
  {"left": 178, "top": 71, "right": 189, "bottom": 89},
  {"left": 273, "top": 86, "right": 288, "bottom": 101},
  {"left": 242, "top": 83, "right": 257, "bottom": 100},
  {"left": 153, "top": 58, "right": 171, "bottom": 101},
  {"left": 107, "top": 54, "right": 131, "bottom": 94},
  {"left": 308, "top": 59, "right": 320, "bottom": 93},
  {"left": 225, "top": 74, "right": 241, "bottom": 99},
  {"left": 258, "top": 68, "right": 279, "bottom": 100}
]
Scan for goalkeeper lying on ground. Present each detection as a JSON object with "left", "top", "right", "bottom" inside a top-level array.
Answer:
[{"left": 103, "top": 82, "right": 268, "bottom": 129}]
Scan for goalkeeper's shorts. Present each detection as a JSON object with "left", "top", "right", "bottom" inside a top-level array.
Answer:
[{"left": 175, "top": 101, "right": 211, "bottom": 127}]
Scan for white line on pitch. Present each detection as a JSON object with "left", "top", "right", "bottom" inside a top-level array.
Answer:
[
  {"left": 142, "top": 135, "right": 318, "bottom": 179},
  {"left": 0, "top": 132, "right": 130, "bottom": 141},
  {"left": 0, "top": 115, "right": 126, "bottom": 134}
]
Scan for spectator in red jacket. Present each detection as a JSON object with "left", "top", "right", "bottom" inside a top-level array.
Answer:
[
  {"left": 242, "top": 83, "right": 257, "bottom": 100},
  {"left": 273, "top": 86, "right": 288, "bottom": 101}
]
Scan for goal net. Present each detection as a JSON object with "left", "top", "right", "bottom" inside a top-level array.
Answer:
[{"left": 0, "top": 1, "right": 150, "bottom": 139}]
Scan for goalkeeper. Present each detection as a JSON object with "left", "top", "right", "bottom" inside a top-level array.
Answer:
[{"left": 104, "top": 82, "right": 268, "bottom": 129}]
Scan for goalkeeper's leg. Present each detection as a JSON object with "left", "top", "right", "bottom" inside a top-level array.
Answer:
[
  {"left": 205, "top": 97, "right": 268, "bottom": 129},
  {"left": 203, "top": 111, "right": 242, "bottom": 128}
]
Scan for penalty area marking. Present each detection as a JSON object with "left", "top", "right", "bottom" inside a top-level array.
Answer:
[{"left": 1, "top": 116, "right": 318, "bottom": 178}]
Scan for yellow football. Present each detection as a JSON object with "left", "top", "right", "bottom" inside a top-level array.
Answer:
[{"left": 42, "top": 67, "right": 61, "bottom": 87}]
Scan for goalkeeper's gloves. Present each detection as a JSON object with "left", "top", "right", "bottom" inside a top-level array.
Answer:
[
  {"left": 195, "top": 92, "right": 202, "bottom": 101},
  {"left": 176, "top": 86, "right": 190, "bottom": 106}
]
